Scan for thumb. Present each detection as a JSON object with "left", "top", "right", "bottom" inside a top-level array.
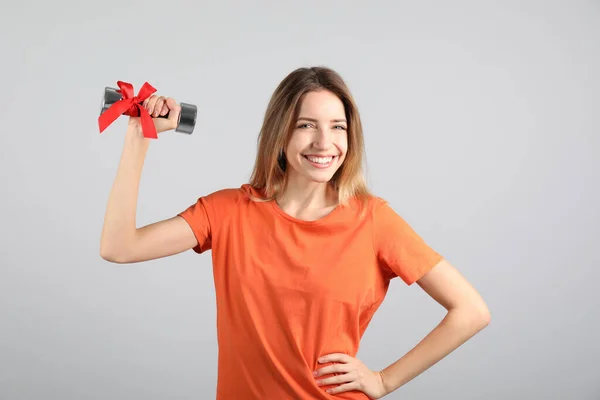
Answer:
[{"left": 166, "top": 98, "right": 181, "bottom": 125}]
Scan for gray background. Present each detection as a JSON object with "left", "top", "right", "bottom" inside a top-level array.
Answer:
[{"left": 1, "top": 0, "right": 598, "bottom": 399}]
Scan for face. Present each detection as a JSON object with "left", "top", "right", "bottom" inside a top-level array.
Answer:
[{"left": 284, "top": 90, "right": 348, "bottom": 185}]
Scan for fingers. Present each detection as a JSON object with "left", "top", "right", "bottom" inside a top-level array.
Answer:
[
  {"left": 316, "top": 371, "right": 356, "bottom": 386},
  {"left": 165, "top": 97, "right": 181, "bottom": 123},
  {"left": 153, "top": 96, "right": 166, "bottom": 117},
  {"left": 142, "top": 95, "right": 178, "bottom": 116},
  {"left": 142, "top": 95, "right": 167, "bottom": 117},
  {"left": 139, "top": 94, "right": 180, "bottom": 134},
  {"left": 325, "top": 381, "right": 360, "bottom": 395},
  {"left": 142, "top": 96, "right": 153, "bottom": 115},
  {"left": 150, "top": 96, "right": 164, "bottom": 117},
  {"left": 318, "top": 353, "right": 352, "bottom": 364},
  {"left": 159, "top": 101, "right": 169, "bottom": 116},
  {"left": 314, "top": 363, "right": 352, "bottom": 377}
]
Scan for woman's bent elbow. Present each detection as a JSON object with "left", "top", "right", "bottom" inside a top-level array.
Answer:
[
  {"left": 472, "top": 303, "right": 491, "bottom": 330},
  {"left": 100, "top": 245, "right": 131, "bottom": 264}
]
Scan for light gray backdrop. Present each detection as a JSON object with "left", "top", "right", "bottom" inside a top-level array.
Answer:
[{"left": 1, "top": 1, "right": 598, "bottom": 399}]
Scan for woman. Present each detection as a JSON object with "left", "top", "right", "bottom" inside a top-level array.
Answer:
[{"left": 100, "top": 66, "right": 490, "bottom": 399}]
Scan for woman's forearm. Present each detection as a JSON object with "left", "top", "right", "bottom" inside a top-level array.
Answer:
[
  {"left": 379, "top": 307, "right": 490, "bottom": 395},
  {"left": 100, "top": 126, "right": 150, "bottom": 260}
]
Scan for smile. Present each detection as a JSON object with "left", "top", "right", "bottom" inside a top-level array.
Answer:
[{"left": 303, "top": 155, "right": 337, "bottom": 168}]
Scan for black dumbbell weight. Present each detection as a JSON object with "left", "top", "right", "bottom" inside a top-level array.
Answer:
[{"left": 100, "top": 87, "right": 197, "bottom": 134}]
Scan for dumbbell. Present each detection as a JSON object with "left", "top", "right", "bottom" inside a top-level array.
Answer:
[{"left": 100, "top": 87, "right": 197, "bottom": 134}]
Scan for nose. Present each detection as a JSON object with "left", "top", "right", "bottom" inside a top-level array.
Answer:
[{"left": 312, "top": 126, "right": 333, "bottom": 150}]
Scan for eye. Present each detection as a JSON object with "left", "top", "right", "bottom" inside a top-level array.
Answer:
[
  {"left": 333, "top": 125, "right": 347, "bottom": 130},
  {"left": 298, "top": 123, "right": 313, "bottom": 129}
]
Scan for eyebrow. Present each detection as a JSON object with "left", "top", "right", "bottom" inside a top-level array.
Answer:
[{"left": 297, "top": 117, "right": 347, "bottom": 123}]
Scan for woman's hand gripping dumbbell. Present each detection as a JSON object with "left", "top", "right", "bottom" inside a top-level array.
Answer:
[
  {"left": 100, "top": 85, "right": 197, "bottom": 138},
  {"left": 128, "top": 95, "right": 181, "bottom": 137}
]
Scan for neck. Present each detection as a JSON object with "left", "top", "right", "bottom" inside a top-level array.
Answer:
[{"left": 276, "top": 175, "right": 338, "bottom": 212}]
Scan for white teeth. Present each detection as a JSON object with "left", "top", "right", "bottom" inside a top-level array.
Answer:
[{"left": 305, "top": 156, "right": 333, "bottom": 164}]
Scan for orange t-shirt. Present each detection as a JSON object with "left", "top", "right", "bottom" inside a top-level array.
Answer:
[{"left": 178, "top": 184, "right": 443, "bottom": 399}]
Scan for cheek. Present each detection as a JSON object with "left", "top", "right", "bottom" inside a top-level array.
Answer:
[
  {"left": 337, "top": 135, "right": 349, "bottom": 154},
  {"left": 286, "top": 143, "right": 302, "bottom": 159},
  {"left": 286, "top": 134, "right": 307, "bottom": 154},
  {"left": 285, "top": 144, "right": 306, "bottom": 166}
]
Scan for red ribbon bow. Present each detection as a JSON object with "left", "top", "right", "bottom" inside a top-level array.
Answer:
[{"left": 98, "top": 80, "right": 159, "bottom": 139}]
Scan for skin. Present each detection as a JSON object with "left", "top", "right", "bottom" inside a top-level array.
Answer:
[
  {"left": 100, "top": 90, "right": 491, "bottom": 399},
  {"left": 276, "top": 89, "right": 349, "bottom": 221},
  {"left": 313, "top": 258, "right": 491, "bottom": 398}
]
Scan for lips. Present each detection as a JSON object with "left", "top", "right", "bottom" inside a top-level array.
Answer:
[
  {"left": 304, "top": 155, "right": 334, "bottom": 164},
  {"left": 302, "top": 154, "right": 337, "bottom": 168}
]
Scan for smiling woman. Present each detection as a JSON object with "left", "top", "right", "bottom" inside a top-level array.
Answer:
[
  {"left": 248, "top": 67, "right": 371, "bottom": 210},
  {"left": 286, "top": 92, "right": 348, "bottom": 179},
  {"left": 100, "top": 66, "right": 490, "bottom": 400}
]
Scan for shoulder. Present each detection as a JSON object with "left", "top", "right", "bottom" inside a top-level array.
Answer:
[
  {"left": 180, "top": 185, "right": 257, "bottom": 230},
  {"left": 202, "top": 183, "right": 255, "bottom": 201},
  {"left": 333, "top": 194, "right": 390, "bottom": 225},
  {"left": 367, "top": 195, "right": 401, "bottom": 216},
  {"left": 362, "top": 195, "right": 412, "bottom": 229},
  {"left": 199, "top": 183, "right": 263, "bottom": 209},
  {"left": 346, "top": 194, "right": 390, "bottom": 216},
  {"left": 203, "top": 186, "right": 243, "bottom": 203}
]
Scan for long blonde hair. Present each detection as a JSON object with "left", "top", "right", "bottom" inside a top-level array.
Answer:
[{"left": 248, "top": 66, "right": 371, "bottom": 206}]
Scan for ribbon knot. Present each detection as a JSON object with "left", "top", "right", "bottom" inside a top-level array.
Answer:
[
  {"left": 126, "top": 96, "right": 142, "bottom": 115},
  {"left": 98, "top": 80, "right": 159, "bottom": 139}
]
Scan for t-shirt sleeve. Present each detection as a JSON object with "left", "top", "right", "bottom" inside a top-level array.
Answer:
[
  {"left": 177, "top": 196, "right": 212, "bottom": 254},
  {"left": 372, "top": 198, "right": 443, "bottom": 285},
  {"left": 177, "top": 188, "right": 242, "bottom": 254}
]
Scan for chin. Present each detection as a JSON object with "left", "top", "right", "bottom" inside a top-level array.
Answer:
[
  {"left": 309, "top": 176, "right": 334, "bottom": 184},
  {"left": 305, "top": 170, "right": 339, "bottom": 184}
]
